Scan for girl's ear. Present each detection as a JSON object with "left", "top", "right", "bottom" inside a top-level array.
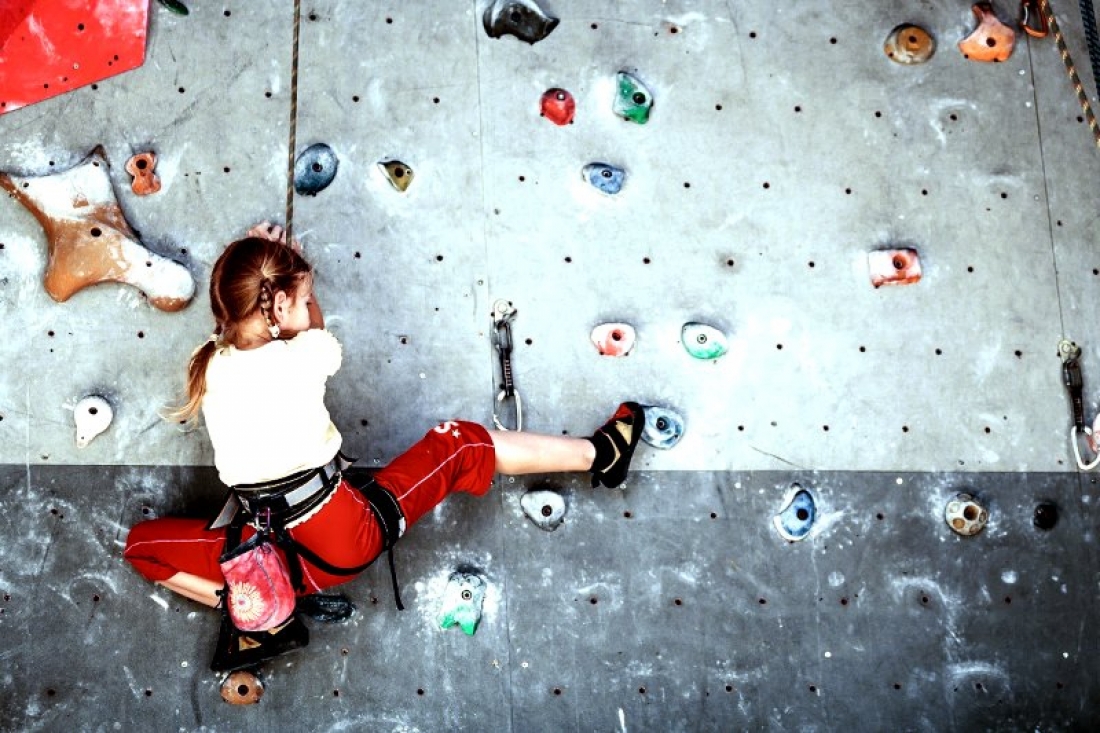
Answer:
[{"left": 272, "top": 289, "right": 289, "bottom": 324}]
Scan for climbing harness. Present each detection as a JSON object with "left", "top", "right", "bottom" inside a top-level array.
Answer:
[
  {"left": 1032, "top": 0, "right": 1100, "bottom": 148},
  {"left": 213, "top": 454, "right": 408, "bottom": 610},
  {"left": 491, "top": 299, "right": 523, "bottom": 431},
  {"left": 1058, "top": 339, "right": 1100, "bottom": 469}
]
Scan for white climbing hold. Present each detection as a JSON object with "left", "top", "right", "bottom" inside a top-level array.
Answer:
[
  {"left": 74, "top": 395, "right": 113, "bottom": 448},
  {"left": 520, "top": 489, "right": 566, "bottom": 531}
]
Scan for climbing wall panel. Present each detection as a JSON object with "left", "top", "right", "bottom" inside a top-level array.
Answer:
[
  {"left": 0, "top": 1, "right": 291, "bottom": 467},
  {"left": 290, "top": 3, "right": 493, "bottom": 460},
  {"left": 1, "top": 0, "right": 1099, "bottom": 730},
  {"left": 480, "top": 0, "right": 1072, "bottom": 473}
]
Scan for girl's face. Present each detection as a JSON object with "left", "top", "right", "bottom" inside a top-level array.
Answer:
[{"left": 274, "top": 279, "right": 314, "bottom": 337}]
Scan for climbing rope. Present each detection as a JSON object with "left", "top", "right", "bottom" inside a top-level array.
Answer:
[
  {"left": 1036, "top": 0, "right": 1100, "bottom": 147},
  {"left": 284, "top": 0, "right": 302, "bottom": 241}
]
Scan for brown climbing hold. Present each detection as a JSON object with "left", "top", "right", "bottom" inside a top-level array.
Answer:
[
  {"left": 884, "top": 24, "right": 935, "bottom": 64},
  {"left": 124, "top": 152, "right": 161, "bottom": 196},
  {"left": 0, "top": 147, "right": 195, "bottom": 311},
  {"left": 958, "top": 3, "right": 1015, "bottom": 62},
  {"left": 220, "top": 670, "right": 263, "bottom": 705}
]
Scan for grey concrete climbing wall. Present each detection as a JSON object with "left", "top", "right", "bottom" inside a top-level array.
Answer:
[{"left": 1, "top": 0, "right": 1099, "bottom": 729}]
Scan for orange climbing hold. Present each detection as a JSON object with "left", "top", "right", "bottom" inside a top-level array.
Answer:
[
  {"left": 0, "top": 0, "right": 149, "bottom": 116},
  {"left": 0, "top": 147, "right": 195, "bottom": 311},
  {"left": 220, "top": 670, "right": 263, "bottom": 705},
  {"left": 884, "top": 24, "right": 935, "bottom": 64},
  {"left": 958, "top": 3, "right": 1015, "bottom": 62},
  {"left": 868, "top": 249, "right": 922, "bottom": 288},
  {"left": 125, "top": 152, "right": 161, "bottom": 196}
]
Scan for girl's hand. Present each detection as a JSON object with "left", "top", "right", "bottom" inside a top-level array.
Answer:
[{"left": 247, "top": 221, "right": 302, "bottom": 253}]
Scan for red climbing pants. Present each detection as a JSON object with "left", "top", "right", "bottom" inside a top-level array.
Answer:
[{"left": 124, "top": 421, "right": 495, "bottom": 595}]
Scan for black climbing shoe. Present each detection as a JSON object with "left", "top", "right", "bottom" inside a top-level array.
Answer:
[
  {"left": 588, "top": 402, "right": 644, "bottom": 489},
  {"left": 210, "top": 613, "right": 309, "bottom": 672},
  {"left": 296, "top": 593, "right": 356, "bottom": 623}
]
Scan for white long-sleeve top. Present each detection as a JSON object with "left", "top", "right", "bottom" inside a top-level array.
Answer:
[{"left": 202, "top": 328, "right": 343, "bottom": 486}]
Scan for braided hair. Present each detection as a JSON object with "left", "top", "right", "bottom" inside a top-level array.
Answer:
[{"left": 170, "top": 237, "right": 313, "bottom": 424}]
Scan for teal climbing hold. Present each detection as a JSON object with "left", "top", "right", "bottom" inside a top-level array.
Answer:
[
  {"left": 681, "top": 322, "right": 728, "bottom": 360},
  {"left": 439, "top": 571, "right": 487, "bottom": 636},
  {"left": 614, "top": 71, "right": 653, "bottom": 124}
]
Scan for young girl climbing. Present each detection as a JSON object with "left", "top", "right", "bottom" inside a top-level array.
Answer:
[{"left": 123, "top": 224, "right": 645, "bottom": 672}]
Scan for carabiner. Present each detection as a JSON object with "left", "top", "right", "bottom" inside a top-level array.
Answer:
[
  {"left": 491, "top": 299, "right": 523, "bottom": 431},
  {"left": 1059, "top": 339, "right": 1085, "bottom": 429},
  {"left": 1021, "top": 0, "right": 1049, "bottom": 38}
]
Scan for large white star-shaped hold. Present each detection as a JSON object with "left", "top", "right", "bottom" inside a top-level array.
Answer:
[{"left": 0, "top": 147, "right": 195, "bottom": 311}]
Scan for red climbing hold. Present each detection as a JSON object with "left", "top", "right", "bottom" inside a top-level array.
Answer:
[
  {"left": 540, "top": 88, "right": 575, "bottom": 126},
  {"left": 0, "top": 0, "right": 149, "bottom": 116}
]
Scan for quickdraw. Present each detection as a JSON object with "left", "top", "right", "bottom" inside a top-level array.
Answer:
[
  {"left": 1059, "top": 339, "right": 1100, "bottom": 469},
  {"left": 491, "top": 299, "right": 523, "bottom": 431}
]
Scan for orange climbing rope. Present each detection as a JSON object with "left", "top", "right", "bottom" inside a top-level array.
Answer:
[{"left": 1034, "top": 0, "right": 1100, "bottom": 147}]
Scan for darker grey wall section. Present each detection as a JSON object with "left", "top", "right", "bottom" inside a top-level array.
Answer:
[{"left": 1, "top": 465, "right": 1097, "bottom": 730}]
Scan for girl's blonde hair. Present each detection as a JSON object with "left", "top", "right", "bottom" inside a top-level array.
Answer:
[{"left": 170, "top": 237, "right": 313, "bottom": 424}]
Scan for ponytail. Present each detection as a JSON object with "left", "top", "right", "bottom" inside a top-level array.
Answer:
[{"left": 166, "top": 338, "right": 220, "bottom": 425}]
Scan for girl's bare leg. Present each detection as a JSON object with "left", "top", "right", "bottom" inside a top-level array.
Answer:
[
  {"left": 158, "top": 572, "right": 222, "bottom": 608},
  {"left": 489, "top": 430, "right": 595, "bottom": 474}
]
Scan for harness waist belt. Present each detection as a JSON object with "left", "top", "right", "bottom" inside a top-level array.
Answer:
[
  {"left": 207, "top": 453, "right": 351, "bottom": 530},
  {"left": 235, "top": 453, "right": 350, "bottom": 519}
]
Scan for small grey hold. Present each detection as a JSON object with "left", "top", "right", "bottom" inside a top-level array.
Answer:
[{"left": 520, "top": 489, "right": 566, "bottom": 531}]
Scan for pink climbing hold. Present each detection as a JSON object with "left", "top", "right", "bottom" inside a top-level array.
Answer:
[
  {"left": 591, "top": 323, "right": 636, "bottom": 356},
  {"left": 540, "top": 88, "right": 575, "bottom": 126}
]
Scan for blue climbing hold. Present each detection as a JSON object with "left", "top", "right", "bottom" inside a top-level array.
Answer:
[
  {"left": 773, "top": 485, "right": 816, "bottom": 541},
  {"left": 293, "top": 143, "right": 338, "bottom": 196},
  {"left": 641, "top": 406, "right": 685, "bottom": 450},
  {"left": 583, "top": 163, "right": 625, "bottom": 195}
]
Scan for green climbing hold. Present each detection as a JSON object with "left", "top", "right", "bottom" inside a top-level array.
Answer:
[
  {"left": 614, "top": 71, "right": 653, "bottom": 124},
  {"left": 157, "top": 0, "right": 189, "bottom": 15},
  {"left": 439, "top": 571, "right": 486, "bottom": 636}
]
